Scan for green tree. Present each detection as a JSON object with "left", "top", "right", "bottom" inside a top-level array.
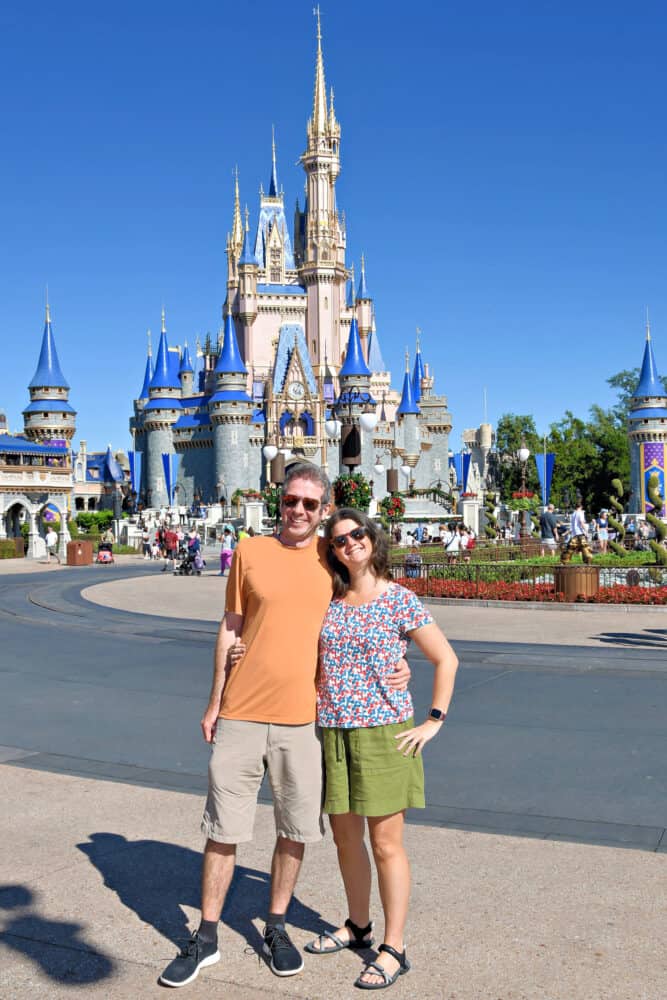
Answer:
[
  {"left": 494, "top": 413, "right": 541, "bottom": 502},
  {"left": 586, "top": 404, "right": 631, "bottom": 513},
  {"left": 547, "top": 411, "right": 599, "bottom": 512}
]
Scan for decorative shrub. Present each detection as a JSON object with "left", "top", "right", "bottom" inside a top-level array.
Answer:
[
  {"left": 0, "top": 539, "right": 22, "bottom": 559},
  {"left": 396, "top": 576, "right": 667, "bottom": 605},
  {"left": 261, "top": 484, "right": 281, "bottom": 519},
  {"left": 379, "top": 494, "right": 405, "bottom": 521},
  {"left": 332, "top": 473, "right": 372, "bottom": 512}
]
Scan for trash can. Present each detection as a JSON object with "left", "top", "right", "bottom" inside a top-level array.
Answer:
[
  {"left": 66, "top": 540, "right": 94, "bottom": 566},
  {"left": 554, "top": 565, "right": 599, "bottom": 601}
]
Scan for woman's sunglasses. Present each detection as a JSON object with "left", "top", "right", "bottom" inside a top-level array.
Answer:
[
  {"left": 330, "top": 526, "right": 369, "bottom": 549},
  {"left": 281, "top": 494, "right": 322, "bottom": 512}
]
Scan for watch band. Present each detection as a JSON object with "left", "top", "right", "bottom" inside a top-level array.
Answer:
[{"left": 429, "top": 708, "right": 447, "bottom": 723}]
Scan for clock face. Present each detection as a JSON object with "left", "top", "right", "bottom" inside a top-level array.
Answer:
[{"left": 287, "top": 381, "right": 305, "bottom": 400}]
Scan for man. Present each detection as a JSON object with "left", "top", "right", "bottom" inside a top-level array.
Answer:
[
  {"left": 561, "top": 500, "right": 593, "bottom": 564},
  {"left": 539, "top": 503, "right": 560, "bottom": 556},
  {"left": 162, "top": 525, "right": 179, "bottom": 573},
  {"left": 45, "top": 526, "right": 60, "bottom": 564},
  {"left": 159, "top": 463, "right": 408, "bottom": 988}
]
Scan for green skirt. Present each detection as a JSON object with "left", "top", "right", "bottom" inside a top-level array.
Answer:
[{"left": 321, "top": 718, "right": 425, "bottom": 817}]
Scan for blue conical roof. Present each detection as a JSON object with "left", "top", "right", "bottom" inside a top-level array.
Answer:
[
  {"left": 367, "top": 329, "right": 387, "bottom": 373},
  {"left": 179, "top": 343, "right": 193, "bottom": 374},
  {"left": 633, "top": 335, "right": 664, "bottom": 398},
  {"left": 239, "top": 224, "right": 255, "bottom": 266},
  {"left": 412, "top": 349, "right": 425, "bottom": 403},
  {"left": 104, "top": 446, "right": 125, "bottom": 483},
  {"left": 269, "top": 135, "right": 279, "bottom": 197},
  {"left": 346, "top": 280, "right": 355, "bottom": 309},
  {"left": 139, "top": 352, "right": 153, "bottom": 399},
  {"left": 357, "top": 265, "right": 369, "bottom": 299},
  {"left": 215, "top": 314, "right": 247, "bottom": 374},
  {"left": 150, "top": 330, "right": 181, "bottom": 391},
  {"left": 397, "top": 369, "right": 420, "bottom": 416},
  {"left": 29, "top": 310, "right": 69, "bottom": 389},
  {"left": 339, "top": 317, "right": 371, "bottom": 377}
]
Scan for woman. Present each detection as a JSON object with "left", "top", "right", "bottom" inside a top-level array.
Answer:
[
  {"left": 596, "top": 510, "right": 609, "bottom": 554},
  {"left": 305, "top": 508, "right": 458, "bottom": 990}
]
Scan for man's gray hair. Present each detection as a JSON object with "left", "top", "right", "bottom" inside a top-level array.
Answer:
[{"left": 282, "top": 462, "right": 332, "bottom": 505}]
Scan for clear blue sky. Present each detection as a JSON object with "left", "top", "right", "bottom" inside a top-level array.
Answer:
[{"left": 1, "top": 1, "right": 666, "bottom": 453}]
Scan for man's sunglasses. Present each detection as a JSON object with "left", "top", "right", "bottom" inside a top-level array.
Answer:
[
  {"left": 330, "top": 526, "right": 369, "bottom": 549},
  {"left": 281, "top": 494, "right": 322, "bottom": 512}
]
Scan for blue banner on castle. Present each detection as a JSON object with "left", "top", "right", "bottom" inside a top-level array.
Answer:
[
  {"left": 128, "top": 450, "right": 142, "bottom": 493},
  {"left": 534, "top": 453, "right": 555, "bottom": 506},
  {"left": 161, "top": 453, "right": 180, "bottom": 505}
]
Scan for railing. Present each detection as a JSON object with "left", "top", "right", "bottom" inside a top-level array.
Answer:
[{"left": 390, "top": 558, "right": 667, "bottom": 602}]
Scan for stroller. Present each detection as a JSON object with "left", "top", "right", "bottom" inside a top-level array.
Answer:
[
  {"left": 174, "top": 548, "right": 205, "bottom": 576},
  {"left": 96, "top": 541, "right": 114, "bottom": 565}
]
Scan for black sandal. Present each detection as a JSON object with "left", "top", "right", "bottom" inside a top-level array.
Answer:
[
  {"left": 354, "top": 943, "right": 411, "bottom": 990},
  {"left": 304, "top": 918, "right": 374, "bottom": 954}
]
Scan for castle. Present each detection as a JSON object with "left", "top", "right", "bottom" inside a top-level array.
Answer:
[
  {"left": 628, "top": 323, "right": 667, "bottom": 515},
  {"left": 131, "top": 16, "right": 459, "bottom": 510}
]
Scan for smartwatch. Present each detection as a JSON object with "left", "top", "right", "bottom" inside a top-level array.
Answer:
[{"left": 429, "top": 708, "right": 447, "bottom": 723}]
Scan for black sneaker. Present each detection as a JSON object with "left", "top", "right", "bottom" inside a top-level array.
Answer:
[
  {"left": 158, "top": 932, "right": 220, "bottom": 987},
  {"left": 262, "top": 923, "right": 304, "bottom": 977}
]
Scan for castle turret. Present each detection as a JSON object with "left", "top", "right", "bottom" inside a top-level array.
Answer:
[
  {"left": 356, "top": 255, "right": 372, "bottom": 361},
  {"left": 179, "top": 342, "right": 194, "bottom": 396},
  {"left": 412, "top": 333, "right": 426, "bottom": 404},
  {"left": 237, "top": 209, "right": 258, "bottom": 364},
  {"left": 209, "top": 313, "right": 256, "bottom": 498},
  {"left": 143, "top": 311, "right": 181, "bottom": 506},
  {"left": 628, "top": 320, "right": 667, "bottom": 515},
  {"left": 337, "top": 314, "right": 374, "bottom": 475},
  {"left": 23, "top": 302, "right": 77, "bottom": 444},
  {"left": 300, "top": 12, "right": 347, "bottom": 371}
]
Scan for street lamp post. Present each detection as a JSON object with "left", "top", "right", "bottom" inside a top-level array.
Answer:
[
  {"left": 516, "top": 441, "right": 531, "bottom": 539},
  {"left": 325, "top": 390, "right": 377, "bottom": 473}
]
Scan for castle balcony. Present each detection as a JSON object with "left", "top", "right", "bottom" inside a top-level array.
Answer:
[{"left": 0, "top": 465, "right": 72, "bottom": 490}]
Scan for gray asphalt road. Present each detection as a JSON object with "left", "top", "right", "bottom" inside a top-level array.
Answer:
[{"left": 1, "top": 566, "right": 665, "bottom": 850}]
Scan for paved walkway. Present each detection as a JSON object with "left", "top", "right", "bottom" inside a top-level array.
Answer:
[
  {"left": 78, "top": 555, "right": 667, "bottom": 649},
  {"left": 1, "top": 556, "right": 665, "bottom": 998},
  {"left": 1, "top": 762, "right": 664, "bottom": 1000}
]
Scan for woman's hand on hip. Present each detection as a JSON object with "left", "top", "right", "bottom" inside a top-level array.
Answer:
[{"left": 394, "top": 719, "right": 441, "bottom": 756}]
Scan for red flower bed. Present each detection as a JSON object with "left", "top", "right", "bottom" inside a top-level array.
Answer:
[{"left": 395, "top": 577, "right": 667, "bottom": 605}]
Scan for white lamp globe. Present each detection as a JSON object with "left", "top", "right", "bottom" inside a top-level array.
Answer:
[
  {"left": 400, "top": 465, "right": 411, "bottom": 478},
  {"left": 373, "top": 463, "right": 384, "bottom": 475},
  {"left": 262, "top": 444, "right": 278, "bottom": 461},
  {"left": 325, "top": 418, "right": 342, "bottom": 439},
  {"left": 360, "top": 411, "right": 378, "bottom": 432},
  {"left": 517, "top": 447, "right": 530, "bottom": 463}
]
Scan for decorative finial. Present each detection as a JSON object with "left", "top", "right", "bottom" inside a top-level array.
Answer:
[
  {"left": 405, "top": 348, "right": 410, "bottom": 373},
  {"left": 161, "top": 307, "right": 166, "bottom": 334},
  {"left": 147, "top": 328, "right": 152, "bottom": 356},
  {"left": 313, "top": 5, "right": 322, "bottom": 43},
  {"left": 244, "top": 205, "right": 250, "bottom": 231},
  {"left": 646, "top": 306, "right": 651, "bottom": 340},
  {"left": 361, "top": 253, "right": 366, "bottom": 277},
  {"left": 416, "top": 326, "right": 421, "bottom": 352}
]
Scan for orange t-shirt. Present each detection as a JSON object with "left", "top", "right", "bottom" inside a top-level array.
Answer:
[{"left": 221, "top": 535, "right": 333, "bottom": 724}]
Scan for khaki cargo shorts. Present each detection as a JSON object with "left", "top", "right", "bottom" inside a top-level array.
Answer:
[{"left": 201, "top": 719, "right": 324, "bottom": 844}]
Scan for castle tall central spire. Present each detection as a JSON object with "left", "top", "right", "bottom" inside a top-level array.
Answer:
[{"left": 311, "top": 6, "right": 328, "bottom": 137}]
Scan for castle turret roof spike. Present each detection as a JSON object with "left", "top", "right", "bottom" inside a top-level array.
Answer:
[
  {"left": 29, "top": 298, "right": 69, "bottom": 389},
  {"left": 269, "top": 126, "right": 278, "bottom": 197},
  {"left": 310, "top": 5, "right": 328, "bottom": 137}
]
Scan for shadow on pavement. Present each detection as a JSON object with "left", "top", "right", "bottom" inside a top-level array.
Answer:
[
  {"left": 76, "top": 832, "right": 333, "bottom": 957},
  {"left": 596, "top": 628, "right": 667, "bottom": 649},
  {"left": 0, "top": 882, "right": 115, "bottom": 985}
]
